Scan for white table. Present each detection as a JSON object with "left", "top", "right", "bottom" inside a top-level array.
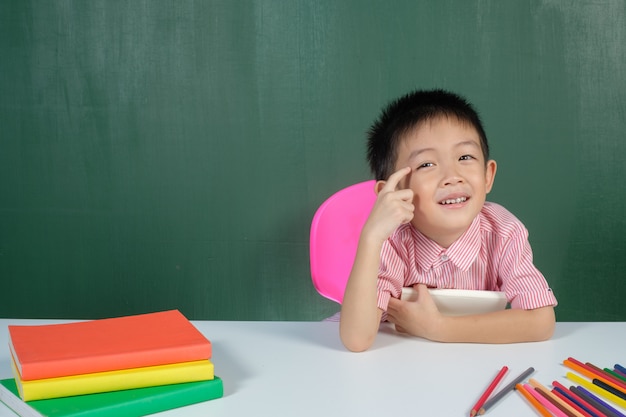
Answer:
[{"left": 1, "top": 319, "right": 625, "bottom": 416}]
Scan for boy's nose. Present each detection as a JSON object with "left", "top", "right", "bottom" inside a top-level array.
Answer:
[
  {"left": 441, "top": 165, "right": 464, "bottom": 186},
  {"left": 443, "top": 176, "right": 463, "bottom": 186}
]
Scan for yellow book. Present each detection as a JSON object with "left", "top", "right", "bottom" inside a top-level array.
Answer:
[{"left": 11, "top": 356, "right": 214, "bottom": 401}]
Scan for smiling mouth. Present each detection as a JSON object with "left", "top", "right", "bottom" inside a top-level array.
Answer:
[{"left": 439, "top": 197, "right": 468, "bottom": 205}]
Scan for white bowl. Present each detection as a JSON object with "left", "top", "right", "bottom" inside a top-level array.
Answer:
[{"left": 400, "top": 288, "right": 508, "bottom": 316}]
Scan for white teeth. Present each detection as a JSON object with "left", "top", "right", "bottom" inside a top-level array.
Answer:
[{"left": 441, "top": 197, "right": 467, "bottom": 205}]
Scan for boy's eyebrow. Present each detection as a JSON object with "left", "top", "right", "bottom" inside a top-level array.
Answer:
[
  {"left": 407, "top": 140, "right": 481, "bottom": 162},
  {"left": 456, "top": 140, "right": 481, "bottom": 149},
  {"left": 407, "top": 148, "right": 434, "bottom": 162}
]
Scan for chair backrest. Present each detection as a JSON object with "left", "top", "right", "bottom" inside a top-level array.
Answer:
[{"left": 310, "top": 180, "right": 377, "bottom": 303}]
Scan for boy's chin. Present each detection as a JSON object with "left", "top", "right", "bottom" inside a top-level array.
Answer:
[{"left": 414, "top": 218, "right": 474, "bottom": 242}]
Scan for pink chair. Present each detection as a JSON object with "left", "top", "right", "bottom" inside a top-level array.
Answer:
[{"left": 309, "top": 180, "right": 377, "bottom": 303}]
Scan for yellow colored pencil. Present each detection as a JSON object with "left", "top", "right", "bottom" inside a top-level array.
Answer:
[{"left": 566, "top": 372, "right": 626, "bottom": 409}]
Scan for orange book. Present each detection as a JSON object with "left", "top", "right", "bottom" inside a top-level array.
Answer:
[{"left": 9, "top": 310, "right": 212, "bottom": 381}]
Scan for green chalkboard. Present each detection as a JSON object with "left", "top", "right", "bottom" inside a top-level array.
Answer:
[{"left": 1, "top": 1, "right": 625, "bottom": 321}]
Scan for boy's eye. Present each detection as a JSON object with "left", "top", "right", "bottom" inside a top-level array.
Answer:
[
  {"left": 417, "top": 162, "right": 434, "bottom": 169},
  {"left": 459, "top": 155, "right": 475, "bottom": 161}
]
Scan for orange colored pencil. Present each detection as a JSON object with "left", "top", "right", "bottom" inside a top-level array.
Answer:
[
  {"left": 564, "top": 359, "right": 626, "bottom": 395},
  {"left": 585, "top": 362, "right": 626, "bottom": 392},
  {"left": 516, "top": 383, "right": 552, "bottom": 417},
  {"left": 568, "top": 358, "right": 626, "bottom": 392},
  {"left": 470, "top": 366, "right": 508, "bottom": 416}
]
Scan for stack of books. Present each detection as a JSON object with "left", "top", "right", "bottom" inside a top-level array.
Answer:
[{"left": 0, "top": 310, "right": 223, "bottom": 417}]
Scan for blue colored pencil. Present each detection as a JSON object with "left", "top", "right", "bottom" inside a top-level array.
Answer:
[
  {"left": 616, "top": 364, "right": 626, "bottom": 378},
  {"left": 553, "top": 385, "right": 601, "bottom": 417}
]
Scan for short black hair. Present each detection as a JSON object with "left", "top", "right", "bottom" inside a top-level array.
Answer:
[{"left": 367, "top": 89, "right": 489, "bottom": 180}]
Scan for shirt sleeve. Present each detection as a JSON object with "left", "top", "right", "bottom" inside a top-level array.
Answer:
[
  {"left": 376, "top": 231, "right": 408, "bottom": 314},
  {"left": 498, "top": 223, "right": 558, "bottom": 310}
]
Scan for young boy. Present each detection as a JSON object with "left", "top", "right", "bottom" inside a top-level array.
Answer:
[{"left": 340, "top": 89, "right": 557, "bottom": 352}]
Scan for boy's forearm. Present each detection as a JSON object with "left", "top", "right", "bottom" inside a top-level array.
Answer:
[
  {"left": 428, "top": 306, "right": 555, "bottom": 343},
  {"left": 340, "top": 236, "right": 384, "bottom": 352}
]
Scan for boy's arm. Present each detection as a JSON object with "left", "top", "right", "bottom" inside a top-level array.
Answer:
[
  {"left": 340, "top": 167, "right": 414, "bottom": 352},
  {"left": 339, "top": 235, "right": 385, "bottom": 352},
  {"left": 386, "top": 284, "right": 555, "bottom": 343}
]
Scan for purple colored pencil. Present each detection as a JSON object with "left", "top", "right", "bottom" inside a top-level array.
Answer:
[
  {"left": 553, "top": 386, "right": 601, "bottom": 417},
  {"left": 571, "top": 386, "right": 625, "bottom": 417}
]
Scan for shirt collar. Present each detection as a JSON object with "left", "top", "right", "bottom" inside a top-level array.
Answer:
[{"left": 411, "top": 214, "right": 481, "bottom": 272}]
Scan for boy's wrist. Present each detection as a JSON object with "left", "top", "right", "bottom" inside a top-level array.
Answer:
[
  {"left": 358, "top": 228, "right": 387, "bottom": 250},
  {"left": 427, "top": 315, "right": 448, "bottom": 342}
]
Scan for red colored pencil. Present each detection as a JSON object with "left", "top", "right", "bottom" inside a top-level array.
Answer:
[
  {"left": 605, "top": 368, "right": 626, "bottom": 383},
  {"left": 552, "top": 380, "right": 604, "bottom": 416},
  {"left": 568, "top": 358, "right": 626, "bottom": 391},
  {"left": 529, "top": 378, "right": 580, "bottom": 417},
  {"left": 551, "top": 387, "right": 594, "bottom": 417},
  {"left": 564, "top": 358, "right": 626, "bottom": 395},
  {"left": 586, "top": 362, "right": 626, "bottom": 392},
  {"left": 469, "top": 366, "right": 508, "bottom": 416}
]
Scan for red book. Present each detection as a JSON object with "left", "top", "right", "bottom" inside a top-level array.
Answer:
[{"left": 9, "top": 310, "right": 212, "bottom": 381}]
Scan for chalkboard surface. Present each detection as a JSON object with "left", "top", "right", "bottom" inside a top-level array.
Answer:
[{"left": 1, "top": 1, "right": 624, "bottom": 321}]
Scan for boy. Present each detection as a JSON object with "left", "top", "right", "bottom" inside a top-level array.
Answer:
[{"left": 340, "top": 89, "right": 557, "bottom": 352}]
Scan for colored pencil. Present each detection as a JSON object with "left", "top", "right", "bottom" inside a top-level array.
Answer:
[
  {"left": 564, "top": 359, "right": 626, "bottom": 396},
  {"left": 605, "top": 368, "right": 626, "bottom": 383},
  {"left": 529, "top": 378, "right": 582, "bottom": 417},
  {"left": 566, "top": 371, "right": 626, "bottom": 409},
  {"left": 524, "top": 383, "right": 568, "bottom": 417},
  {"left": 615, "top": 364, "right": 626, "bottom": 376},
  {"left": 534, "top": 388, "right": 579, "bottom": 417},
  {"left": 571, "top": 386, "right": 625, "bottom": 417},
  {"left": 516, "top": 383, "right": 552, "bottom": 417},
  {"left": 569, "top": 385, "right": 610, "bottom": 417},
  {"left": 587, "top": 363, "right": 624, "bottom": 382},
  {"left": 593, "top": 379, "right": 626, "bottom": 400},
  {"left": 585, "top": 362, "right": 626, "bottom": 392},
  {"left": 553, "top": 381, "right": 602, "bottom": 417},
  {"left": 469, "top": 366, "right": 508, "bottom": 416},
  {"left": 478, "top": 366, "right": 534, "bottom": 415},
  {"left": 551, "top": 386, "right": 596, "bottom": 417}
]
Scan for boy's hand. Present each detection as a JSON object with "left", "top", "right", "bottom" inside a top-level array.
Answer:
[
  {"left": 386, "top": 284, "right": 443, "bottom": 339},
  {"left": 361, "top": 167, "right": 414, "bottom": 243}
]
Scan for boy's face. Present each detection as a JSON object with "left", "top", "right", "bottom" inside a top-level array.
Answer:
[{"left": 393, "top": 117, "right": 497, "bottom": 248}]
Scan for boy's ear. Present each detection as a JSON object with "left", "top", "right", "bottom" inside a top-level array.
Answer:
[
  {"left": 485, "top": 159, "right": 497, "bottom": 193},
  {"left": 374, "top": 180, "right": 387, "bottom": 195}
]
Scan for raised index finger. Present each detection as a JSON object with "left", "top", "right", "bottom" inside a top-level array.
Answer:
[{"left": 381, "top": 166, "right": 411, "bottom": 192}]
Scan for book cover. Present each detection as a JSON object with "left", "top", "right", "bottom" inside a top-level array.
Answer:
[
  {"left": 9, "top": 310, "right": 212, "bottom": 381},
  {"left": 12, "top": 357, "right": 215, "bottom": 401},
  {"left": 0, "top": 377, "right": 223, "bottom": 417}
]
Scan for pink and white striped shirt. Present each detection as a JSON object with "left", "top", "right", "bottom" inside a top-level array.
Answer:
[{"left": 376, "top": 202, "right": 557, "bottom": 313}]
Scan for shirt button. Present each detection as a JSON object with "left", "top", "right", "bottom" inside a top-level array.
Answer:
[{"left": 441, "top": 254, "right": 449, "bottom": 261}]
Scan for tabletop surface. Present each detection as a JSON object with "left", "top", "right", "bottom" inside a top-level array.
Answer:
[{"left": 1, "top": 319, "right": 625, "bottom": 417}]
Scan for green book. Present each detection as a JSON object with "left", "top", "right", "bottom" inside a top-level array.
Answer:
[{"left": 0, "top": 377, "right": 223, "bottom": 417}]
